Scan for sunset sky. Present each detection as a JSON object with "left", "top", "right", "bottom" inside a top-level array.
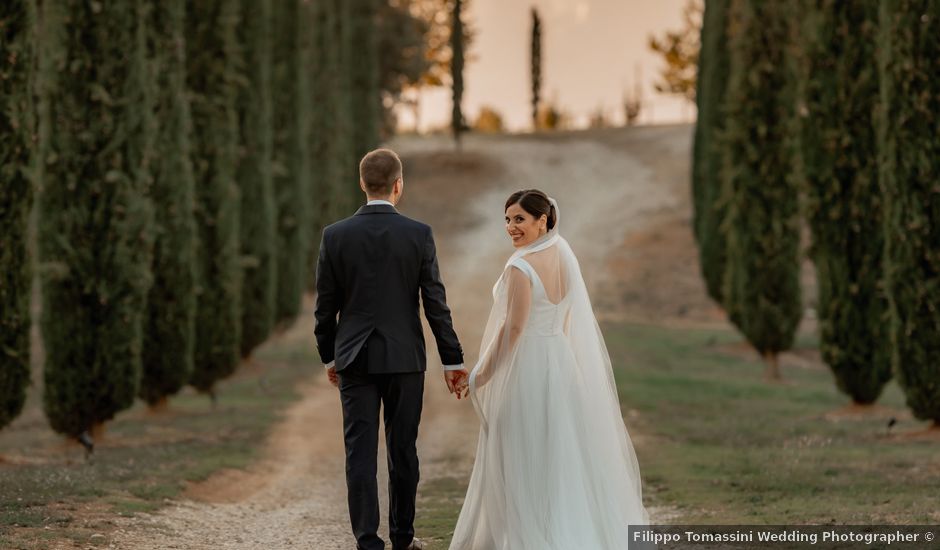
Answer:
[{"left": 399, "top": 0, "right": 694, "bottom": 132}]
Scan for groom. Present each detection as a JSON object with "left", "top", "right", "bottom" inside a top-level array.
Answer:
[{"left": 314, "top": 148, "right": 468, "bottom": 550}]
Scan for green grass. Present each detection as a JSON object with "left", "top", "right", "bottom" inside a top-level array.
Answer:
[
  {"left": 603, "top": 320, "right": 940, "bottom": 524},
  {"left": 0, "top": 336, "right": 316, "bottom": 548},
  {"left": 415, "top": 476, "right": 468, "bottom": 549}
]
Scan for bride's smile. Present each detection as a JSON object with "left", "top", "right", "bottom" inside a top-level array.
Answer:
[{"left": 505, "top": 202, "right": 548, "bottom": 248}]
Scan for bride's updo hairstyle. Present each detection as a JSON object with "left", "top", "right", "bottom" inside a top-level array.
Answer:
[{"left": 505, "top": 189, "right": 556, "bottom": 230}]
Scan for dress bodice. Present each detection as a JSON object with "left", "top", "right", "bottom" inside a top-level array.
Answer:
[{"left": 510, "top": 257, "right": 571, "bottom": 336}]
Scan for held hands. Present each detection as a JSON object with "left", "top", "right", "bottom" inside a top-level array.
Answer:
[
  {"left": 444, "top": 368, "right": 470, "bottom": 400},
  {"left": 329, "top": 364, "right": 469, "bottom": 397}
]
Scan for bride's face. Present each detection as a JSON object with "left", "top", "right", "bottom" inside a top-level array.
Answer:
[{"left": 505, "top": 203, "right": 547, "bottom": 248}]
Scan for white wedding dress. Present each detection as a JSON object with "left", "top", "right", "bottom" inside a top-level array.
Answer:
[{"left": 449, "top": 198, "right": 650, "bottom": 550}]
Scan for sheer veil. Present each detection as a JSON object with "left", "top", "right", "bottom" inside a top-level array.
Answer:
[{"left": 463, "top": 196, "right": 650, "bottom": 538}]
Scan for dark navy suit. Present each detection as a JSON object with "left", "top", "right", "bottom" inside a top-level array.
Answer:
[{"left": 314, "top": 202, "right": 463, "bottom": 550}]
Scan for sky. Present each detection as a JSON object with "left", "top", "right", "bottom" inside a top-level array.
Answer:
[{"left": 397, "top": 0, "right": 694, "bottom": 132}]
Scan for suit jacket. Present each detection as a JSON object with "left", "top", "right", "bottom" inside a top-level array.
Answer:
[{"left": 314, "top": 203, "right": 464, "bottom": 373}]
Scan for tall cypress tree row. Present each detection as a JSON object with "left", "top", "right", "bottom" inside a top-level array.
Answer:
[
  {"left": 237, "top": 0, "right": 277, "bottom": 358},
  {"left": 0, "top": 1, "right": 36, "bottom": 431},
  {"left": 692, "top": 0, "right": 731, "bottom": 305},
  {"left": 878, "top": 1, "right": 940, "bottom": 427},
  {"left": 719, "top": 0, "right": 802, "bottom": 380},
  {"left": 800, "top": 1, "right": 890, "bottom": 404},
  {"left": 39, "top": 0, "right": 155, "bottom": 439},
  {"left": 272, "top": 0, "right": 309, "bottom": 327},
  {"left": 186, "top": 0, "right": 242, "bottom": 397},
  {"left": 140, "top": 0, "right": 198, "bottom": 407},
  {"left": 346, "top": 0, "right": 381, "bottom": 160},
  {"left": 452, "top": 0, "right": 465, "bottom": 146}
]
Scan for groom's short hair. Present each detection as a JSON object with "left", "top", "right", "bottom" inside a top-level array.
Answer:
[{"left": 359, "top": 148, "right": 403, "bottom": 197}]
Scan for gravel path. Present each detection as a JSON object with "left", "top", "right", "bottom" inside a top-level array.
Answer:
[{"left": 112, "top": 128, "right": 688, "bottom": 549}]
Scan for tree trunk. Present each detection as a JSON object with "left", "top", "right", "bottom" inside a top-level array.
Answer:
[
  {"left": 147, "top": 396, "right": 170, "bottom": 414},
  {"left": 763, "top": 351, "right": 782, "bottom": 381},
  {"left": 90, "top": 422, "right": 106, "bottom": 442},
  {"left": 415, "top": 90, "right": 422, "bottom": 134}
]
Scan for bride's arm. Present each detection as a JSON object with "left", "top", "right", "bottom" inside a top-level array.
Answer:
[{"left": 474, "top": 266, "right": 532, "bottom": 388}]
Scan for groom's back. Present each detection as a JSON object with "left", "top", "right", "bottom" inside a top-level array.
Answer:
[
  {"left": 325, "top": 208, "right": 428, "bottom": 316},
  {"left": 317, "top": 203, "right": 460, "bottom": 374}
]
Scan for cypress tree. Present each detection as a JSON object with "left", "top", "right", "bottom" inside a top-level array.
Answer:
[
  {"left": 800, "top": 1, "right": 890, "bottom": 404},
  {"left": 305, "top": 0, "right": 357, "bottom": 293},
  {"left": 140, "top": 0, "right": 198, "bottom": 407},
  {"left": 692, "top": 0, "right": 731, "bottom": 305},
  {"left": 347, "top": 0, "right": 381, "bottom": 160},
  {"left": 529, "top": 7, "right": 541, "bottom": 130},
  {"left": 236, "top": 0, "right": 277, "bottom": 358},
  {"left": 186, "top": 0, "right": 242, "bottom": 397},
  {"left": 306, "top": 0, "right": 335, "bottom": 291},
  {"left": 338, "top": 0, "right": 359, "bottom": 212},
  {"left": 39, "top": 0, "right": 156, "bottom": 439},
  {"left": 0, "top": 1, "right": 36, "bottom": 430},
  {"left": 720, "top": 0, "right": 802, "bottom": 380},
  {"left": 332, "top": 0, "right": 364, "bottom": 217},
  {"left": 878, "top": 1, "right": 940, "bottom": 427},
  {"left": 272, "top": 0, "right": 309, "bottom": 327},
  {"left": 452, "top": 0, "right": 465, "bottom": 146}
]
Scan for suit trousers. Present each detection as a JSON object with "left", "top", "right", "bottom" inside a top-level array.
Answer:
[{"left": 338, "top": 347, "right": 425, "bottom": 550}]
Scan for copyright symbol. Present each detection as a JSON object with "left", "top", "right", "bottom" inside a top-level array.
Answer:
[{"left": 926, "top": 532, "right": 935, "bottom": 542}]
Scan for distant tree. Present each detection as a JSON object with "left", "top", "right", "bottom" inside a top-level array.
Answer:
[
  {"left": 878, "top": 0, "right": 940, "bottom": 427},
  {"left": 40, "top": 0, "right": 155, "bottom": 443},
  {"left": 272, "top": 0, "right": 309, "bottom": 327},
  {"left": 473, "top": 105, "right": 504, "bottom": 133},
  {"left": 530, "top": 7, "right": 542, "bottom": 129},
  {"left": 0, "top": 0, "right": 36, "bottom": 431},
  {"left": 800, "top": 0, "right": 891, "bottom": 405},
  {"left": 396, "top": 0, "right": 476, "bottom": 133},
  {"left": 451, "top": 0, "right": 465, "bottom": 147},
  {"left": 186, "top": 0, "right": 243, "bottom": 398},
  {"left": 236, "top": 0, "right": 277, "bottom": 359},
  {"left": 536, "top": 99, "right": 567, "bottom": 131},
  {"left": 589, "top": 106, "right": 610, "bottom": 129},
  {"left": 719, "top": 0, "right": 801, "bottom": 381},
  {"left": 648, "top": 0, "right": 702, "bottom": 103},
  {"left": 692, "top": 0, "right": 731, "bottom": 305},
  {"left": 622, "top": 67, "right": 643, "bottom": 126},
  {"left": 140, "top": 0, "right": 198, "bottom": 408},
  {"left": 378, "top": 1, "right": 430, "bottom": 136}
]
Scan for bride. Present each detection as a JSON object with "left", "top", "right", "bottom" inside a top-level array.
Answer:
[{"left": 449, "top": 189, "right": 650, "bottom": 550}]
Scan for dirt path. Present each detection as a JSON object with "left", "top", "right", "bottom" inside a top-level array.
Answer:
[{"left": 113, "top": 127, "right": 689, "bottom": 548}]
